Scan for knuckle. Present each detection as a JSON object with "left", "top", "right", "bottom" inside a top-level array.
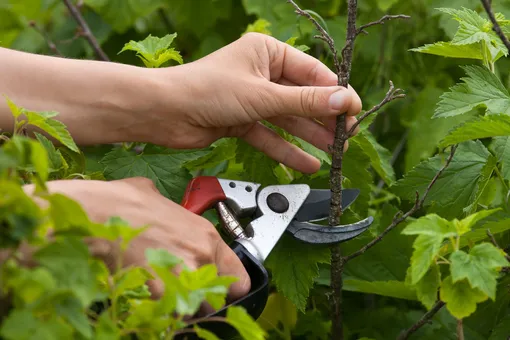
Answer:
[
  {"left": 300, "top": 87, "right": 318, "bottom": 114},
  {"left": 241, "top": 32, "right": 266, "bottom": 44},
  {"left": 193, "top": 220, "right": 223, "bottom": 263}
]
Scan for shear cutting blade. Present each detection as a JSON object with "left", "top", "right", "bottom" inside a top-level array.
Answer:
[
  {"left": 293, "top": 188, "right": 359, "bottom": 222},
  {"left": 287, "top": 216, "right": 374, "bottom": 245}
]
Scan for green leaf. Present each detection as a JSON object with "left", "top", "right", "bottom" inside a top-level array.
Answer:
[
  {"left": 53, "top": 294, "right": 93, "bottom": 339},
  {"left": 266, "top": 234, "right": 330, "bottom": 312},
  {"left": 403, "top": 86, "right": 475, "bottom": 172},
  {"left": 412, "top": 263, "right": 441, "bottom": 310},
  {"left": 45, "top": 193, "right": 94, "bottom": 233},
  {"left": 392, "top": 140, "right": 491, "bottom": 219},
  {"left": 439, "top": 115, "right": 510, "bottom": 148},
  {"left": 194, "top": 326, "right": 221, "bottom": 340},
  {"left": 401, "top": 214, "right": 455, "bottom": 284},
  {"left": 463, "top": 155, "right": 498, "bottom": 215},
  {"left": 226, "top": 306, "right": 266, "bottom": 340},
  {"left": 434, "top": 65, "right": 510, "bottom": 118},
  {"left": 343, "top": 279, "right": 417, "bottom": 301},
  {"left": 33, "top": 237, "right": 105, "bottom": 306},
  {"left": 449, "top": 243, "right": 509, "bottom": 300},
  {"left": 34, "top": 132, "right": 67, "bottom": 174},
  {"left": 119, "top": 33, "right": 183, "bottom": 68},
  {"left": 0, "top": 309, "right": 74, "bottom": 340},
  {"left": 235, "top": 140, "right": 279, "bottom": 187},
  {"left": 3, "top": 135, "right": 49, "bottom": 188},
  {"left": 356, "top": 131, "right": 395, "bottom": 185},
  {"left": 244, "top": 18, "right": 272, "bottom": 35},
  {"left": 491, "top": 136, "right": 510, "bottom": 181},
  {"left": 459, "top": 217, "right": 510, "bottom": 249},
  {"left": 178, "top": 264, "right": 238, "bottom": 313},
  {"left": 92, "top": 216, "right": 147, "bottom": 251},
  {"left": 343, "top": 135, "right": 373, "bottom": 216},
  {"left": 94, "top": 313, "right": 120, "bottom": 340},
  {"left": 101, "top": 144, "right": 210, "bottom": 202},
  {"left": 285, "top": 36, "right": 310, "bottom": 52},
  {"left": 410, "top": 41, "right": 484, "bottom": 60},
  {"left": 146, "top": 248, "right": 183, "bottom": 270},
  {"left": 294, "top": 137, "right": 331, "bottom": 166},
  {"left": 84, "top": 0, "right": 165, "bottom": 33},
  {"left": 4, "top": 94, "right": 22, "bottom": 119},
  {"left": 114, "top": 267, "right": 153, "bottom": 297},
  {"left": 440, "top": 276, "right": 488, "bottom": 319},
  {"left": 454, "top": 209, "right": 500, "bottom": 236},
  {"left": 437, "top": 7, "right": 509, "bottom": 62},
  {"left": 4, "top": 267, "right": 56, "bottom": 304},
  {"left": 184, "top": 138, "right": 237, "bottom": 171},
  {"left": 22, "top": 110, "right": 79, "bottom": 153},
  {"left": 488, "top": 314, "right": 510, "bottom": 340}
]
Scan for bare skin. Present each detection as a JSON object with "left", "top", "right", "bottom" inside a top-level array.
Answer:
[{"left": 0, "top": 33, "right": 362, "bottom": 309}]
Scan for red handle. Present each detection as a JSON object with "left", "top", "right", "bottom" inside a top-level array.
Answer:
[{"left": 181, "top": 176, "right": 227, "bottom": 215}]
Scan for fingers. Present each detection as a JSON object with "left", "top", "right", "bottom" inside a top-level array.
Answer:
[
  {"left": 256, "top": 33, "right": 337, "bottom": 86},
  {"left": 215, "top": 242, "right": 251, "bottom": 302},
  {"left": 239, "top": 122, "right": 322, "bottom": 173},
  {"left": 264, "top": 82, "right": 362, "bottom": 121}
]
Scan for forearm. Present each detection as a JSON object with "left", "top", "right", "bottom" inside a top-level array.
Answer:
[{"left": 0, "top": 47, "right": 167, "bottom": 145}]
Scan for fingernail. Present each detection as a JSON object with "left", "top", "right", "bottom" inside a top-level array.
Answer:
[{"left": 329, "top": 90, "right": 348, "bottom": 111}]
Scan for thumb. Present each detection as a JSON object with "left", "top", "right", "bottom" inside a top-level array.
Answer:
[{"left": 269, "top": 83, "right": 357, "bottom": 118}]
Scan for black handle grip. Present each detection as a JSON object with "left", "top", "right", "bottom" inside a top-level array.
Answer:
[{"left": 174, "top": 241, "right": 269, "bottom": 339}]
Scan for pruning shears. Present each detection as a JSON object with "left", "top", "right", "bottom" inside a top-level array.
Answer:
[{"left": 177, "top": 176, "right": 373, "bottom": 337}]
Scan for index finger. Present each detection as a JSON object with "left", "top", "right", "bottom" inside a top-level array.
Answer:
[{"left": 264, "top": 34, "right": 337, "bottom": 86}]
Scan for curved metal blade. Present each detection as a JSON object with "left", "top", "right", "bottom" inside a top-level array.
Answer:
[
  {"left": 286, "top": 216, "right": 373, "bottom": 245},
  {"left": 293, "top": 188, "right": 360, "bottom": 222}
]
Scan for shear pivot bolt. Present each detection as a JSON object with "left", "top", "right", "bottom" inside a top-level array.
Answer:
[{"left": 266, "top": 193, "right": 289, "bottom": 213}]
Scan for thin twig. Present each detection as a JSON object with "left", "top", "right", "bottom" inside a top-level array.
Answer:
[
  {"left": 62, "top": 0, "right": 110, "bottom": 61},
  {"left": 397, "top": 301, "right": 446, "bottom": 340},
  {"left": 344, "top": 144, "right": 458, "bottom": 262},
  {"left": 29, "top": 21, "right": 63, "bottom": 57},
  {"left": 356, "top": 15, "right": 411, "bottom": 36},
  {"left": 457, "top": 319, "right": 465, "bottom": 340},
  {"left": 347, "top": 80, "right": 405, "bottom": 137},
  {"left": 480, "top": 0, "right": 510, "bottom": 54}
]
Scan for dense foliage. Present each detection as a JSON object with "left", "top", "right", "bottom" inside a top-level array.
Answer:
[{"left": 2, "top": 0, "right": 510, "bottom": 339}]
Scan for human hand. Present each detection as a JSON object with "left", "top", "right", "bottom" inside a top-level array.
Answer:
[
  {"left": 140, "top": 33, "right": 362, "bottom": 174},
  {"left": 22, "top": 177, "right": 250, "bottom": 306}
]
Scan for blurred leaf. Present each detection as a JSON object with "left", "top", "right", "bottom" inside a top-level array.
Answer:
[
  {"left": 84, "top": 0, "right": 165, "bottom": 33},
  {"left": 226, "top": 306, "right": 266, "bottom": 340}
]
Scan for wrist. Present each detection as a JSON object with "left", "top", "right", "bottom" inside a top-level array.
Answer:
[{"left": 116, "top": 65, "right": 186, "bottom": 146}]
